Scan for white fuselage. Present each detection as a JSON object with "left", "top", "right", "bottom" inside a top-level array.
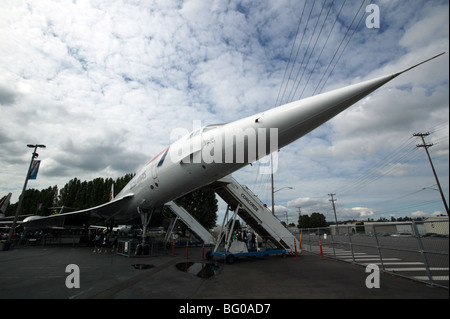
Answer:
[
  {"left": 117, "top": 50, "right": 449, "bottom": 222},
  {"left": 112, "top": 71, "right": 405, "bottom": 221}
]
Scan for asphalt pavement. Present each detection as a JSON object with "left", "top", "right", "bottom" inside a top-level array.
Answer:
[{"left": 0, "top": 244, "right": 448, "bottom": 300}]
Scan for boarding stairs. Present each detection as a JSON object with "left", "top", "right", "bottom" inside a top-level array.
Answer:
[
  {"left": 164, "top": 201, "right": 215, "bottom": 245},
  {"left": 210, "top": 175, "right": 298, "bottom": 254}
]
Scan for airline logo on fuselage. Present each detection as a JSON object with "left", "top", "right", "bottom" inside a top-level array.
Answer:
[{"left": 130, "top": 171, "right": 146, "bottom": 190}]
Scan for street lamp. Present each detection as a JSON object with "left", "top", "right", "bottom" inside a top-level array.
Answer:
[
  {"left": 271, "top": 186, "right": 293, "bottom": 216},
  {"left": 274, "top": 187, "right": 294, "bottom": 193},
  {"left": 8, "top": 144, "right": 46, "bottom": 244}
]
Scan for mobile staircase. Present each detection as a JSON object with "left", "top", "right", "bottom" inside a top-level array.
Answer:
[
  {"left": 164, "top": 201, "right": 215, "bottom": 245},
  {"left": 209, "top": 175, "right": 299, "bottom": 263}
]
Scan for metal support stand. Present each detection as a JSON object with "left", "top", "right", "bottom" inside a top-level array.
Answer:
[
  {"left": 213, "top": 205, "right": 230, "bottom": 254},
  {"left": 136, "top": 206, "right": 153, "bottom": 255},
  {"left": 225, "top": 204, "right": 240, "bottom": 251},
  {"left": 213, "top": 204, "right": 240, "bottom": 254},
  {"left": 164, "top": 216, "right": 179, "bottom": 246}
]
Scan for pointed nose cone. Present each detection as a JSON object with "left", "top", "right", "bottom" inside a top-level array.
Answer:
[
  {"left": 261, "top": 53, "right": 445, "bottom": 149},
  {"left": 262, "top": 72, "right": 398, "bottom": 148}
]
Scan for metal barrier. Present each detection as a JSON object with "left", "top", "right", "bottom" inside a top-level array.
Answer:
[
  {"left": 116, "top": 237, "right": 173, "bottom": 257},
  {"left": 117, "top": 239, "right": 133, "bottom": 257},
  {"left": 296, "top": 220, "right": 449, "bottom": 289}
]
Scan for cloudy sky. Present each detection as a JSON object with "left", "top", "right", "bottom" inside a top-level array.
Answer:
[{"left": 1, "top": 0, "right": 448, "bottom": 225}]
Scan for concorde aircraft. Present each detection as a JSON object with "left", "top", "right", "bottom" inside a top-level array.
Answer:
[{"left": 21, "top": 53, "right": 445, "bottom": 250}]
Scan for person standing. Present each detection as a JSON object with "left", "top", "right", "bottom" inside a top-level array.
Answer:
[{"left": 247, "top": 231, "right": 253, "bottom": 250}]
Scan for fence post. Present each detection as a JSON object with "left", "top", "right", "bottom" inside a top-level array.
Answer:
[
  {"left": 372, "top": 224, "right": 385, "bottom": 270},
  {"left": 319, "top": 236, "right": 323, "bottom": 259},
  {"left": 299, "top": 232, "right": 302, "bottom": 251},
  {"left": 294, "top": 238, "right": 298, "bottom": 259},
  {"left": 347, "top": 226, "right": 355, "bottom": 263},
  {"left": 412, "top": 221, "right": 433, "bottom": 285},
  {"left": 308, "top": 228, "right": 312, "bottom": 252},
  {"left": 330, "top": 226, "right": 336, "bottom": 258}
]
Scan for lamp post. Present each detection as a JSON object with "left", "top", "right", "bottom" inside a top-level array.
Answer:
[
  {"left": 274, "top": 187, "right": 294, "bottom": 193},
  {"left": 8, "top": 144, "right": 46, "bottom": 244},
  {"left": 272, "top": 186, "right": 293, "bottom": 216}
]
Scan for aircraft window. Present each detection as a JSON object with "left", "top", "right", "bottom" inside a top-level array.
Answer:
[
  {"left": 202, "top": 127, "right": 215, "bottom": 133},
  {"left": 202, "top": 123, "right": 226, "bottom": 133},
  {"left": 184, "top": 124, "right": 225, "bottom": 140},
  {"left": 186, "top": 128, "right": 201, "bottom": 139}
]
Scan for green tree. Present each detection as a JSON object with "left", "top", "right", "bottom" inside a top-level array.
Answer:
[
  {"left": 298, "top": 214, "right": 311, "bottom": 229},
  {"left": 5, "top": 186, "right": 59, "bottom": 217},
  {"left": 115, "top": 173, "right": 135, "bottom": 194},
  {"left": 58, "top": 178, "right": 81, "bottom": 208},
  {"left": 310, "top": 212, "right": 327, "bottom": 227},
  {"left": 5, "top": 173, "right": 135, "bottom": 217},
  {"left": 174, "top": 187, "right": 218, "bottom": 229},
  {"left": 57, "top": 174, "right": 135, "bottom": 209},
  {"left": 298, "top": 212, "right": 327, "bottom": 228}
]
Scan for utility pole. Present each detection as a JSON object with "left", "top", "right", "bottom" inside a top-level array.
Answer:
[
  {"left": 414, "top": 132, "right": 449, "bottom": 216},
  {"left": 296, "top": 207, "right": 302, "bottom": 228},
  {"left": 296, "top": 207, "right": 302, "bottom": 220},
  {"left": 329, "top": 193, "right": 338, "bottom": 228}
]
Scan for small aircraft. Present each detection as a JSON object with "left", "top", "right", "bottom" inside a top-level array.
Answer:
[
  {"left": 0, "top": 193, "right": 12, "bottom": 219},
  {"left": 21, "top": 53, "right": 445, "bottom": 252},
  {"left": 0, "top": 193, "right": 34, "bottom": 231}
]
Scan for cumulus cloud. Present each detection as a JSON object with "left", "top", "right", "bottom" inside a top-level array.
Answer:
[{"left": 0, "top": 0, "right": 448, "bottom": 222}]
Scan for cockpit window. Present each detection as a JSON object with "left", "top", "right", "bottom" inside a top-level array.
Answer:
[
  {"left": 202, "top": 123, "right": 226, "bottom": 133},
  {"left": 184, "top": 123, "right": 227, "bottom": 140},
  {"left": 202, "top": 127, "right": 216, "bottom": 134}
]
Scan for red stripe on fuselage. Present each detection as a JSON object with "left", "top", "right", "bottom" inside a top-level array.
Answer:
[{"left": 146, "top": 146, "right": 169, "bottom": 166}]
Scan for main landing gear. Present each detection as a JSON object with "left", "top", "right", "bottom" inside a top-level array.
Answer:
[{"left": 135, "top": 206, "right": 154, "bottom": 255}]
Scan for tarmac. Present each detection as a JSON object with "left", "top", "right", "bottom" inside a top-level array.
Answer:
[{"left": 0, "top": 244, "right": 448, "bottom": 301}]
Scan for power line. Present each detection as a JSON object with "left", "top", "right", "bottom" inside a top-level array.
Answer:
[
  {"left": 314, "top": 0, "right": 369, "bottom": 95},
  {"left": 335, "top": 136, "right": 419, "bottom": 196},
  {"left": 274, "top": 0, "right": 309, "bottom": 108},
  {"left": 375, "top": 199, "right": 443, "bottom": 217},
  {"left": 280, "top": 0, "right": 317, "bottom": 106},
  {"left": 286, "top": 0, "right": 329, "bottom": 103},
  {"left": 297, "top": 0, "right": 345, "bottom": 99}
]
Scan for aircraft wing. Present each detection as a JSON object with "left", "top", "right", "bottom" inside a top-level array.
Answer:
[{"left": 20, "top": 194, "right": 134, "bottom": 230}]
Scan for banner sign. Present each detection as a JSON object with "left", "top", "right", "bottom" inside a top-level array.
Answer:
[{"left": 28, "top": 160, "right": 41, "bottom": 180}]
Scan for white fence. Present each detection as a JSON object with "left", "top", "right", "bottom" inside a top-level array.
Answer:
[{"left": 296, "top": 220, "right": 449, "bottom": 289}]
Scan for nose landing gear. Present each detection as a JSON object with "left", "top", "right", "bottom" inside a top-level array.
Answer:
[{"left": 135, "top": 206, "right": 154, "bottom": 255}]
